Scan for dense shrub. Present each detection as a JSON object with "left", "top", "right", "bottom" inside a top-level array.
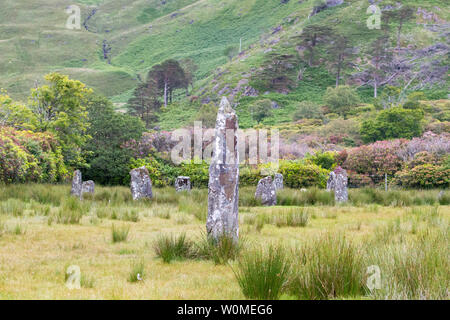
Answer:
[
  {"left": 130, "top": 157, "right": 181, "bottom": 187},
  {"left": 323, "top": 86, "right": 360, "bottom": 117},
  {"left": 360, "top": 107, "right": 424, "bottom": 143},
  {"left": 343, "top": 140, "right": 405, "bottom": 184},
  {"left": 394, "top": 164, "right": 449, "bottom": 189},
  {"left": 293, "top": 101, "right": 323, "bottom": 120},
  {"left": 306, "top": 151, "right": 337, "bottom": 170},
  {"left": 0, "top": 126, "right": 67, "bottom": 183},
  {"left": 279, "top": 161, "right": 329, "bottom": 189}
]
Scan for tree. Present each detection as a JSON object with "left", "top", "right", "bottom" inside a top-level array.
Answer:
[
  {"left": 82, "top": 95, "right": 145, "bottom": 185},
  {"left": 179, "top": 58, "right": 198, "bottom": 95},
  {"left": 355, "top": 36, "right": 394, "bottom": 98},
  {"left": 224, "top": 45, "right": 239, "bottom": 62},
  {"left": 297, "top": 23, "right": 332, "bottom": 66},
  {"left": 391, "top": 5, "right": 415, "bottom": 48},
  {"left": 293, "top": 101, "right": 323, "bottom": 120},
  {"left": 127, "top": 79, "right": 161, "bottom": 129},
  {"left": 148, "top": 60, "right": 187, "bottom": 107},
  {"left": 250, "top": 99, "right": 273, "bottom": 123},
  {"left": 0, "top": 91, "right": 36, "bottom": 130},
  {"left": 30, "top": 73, "right": 92, "bottom": 167},
  {"left": 256, "top": 52, "right": 299, "bottom": 93},
  {"left": 327, "top": 35, "right": 356, "bottom": 87},
  {"left": 195, "top": 102, "right": 218, "bottom": 128},
  {"left": 360, "top": 107, "right": 424, "bottom": 143},
  {"left": 374, "top": 85, "right": 402, "bottom": 109},
  {"left": 324, "top": 86, "right": 360, "bottom": 118}
]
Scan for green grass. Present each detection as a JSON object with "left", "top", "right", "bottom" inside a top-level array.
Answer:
[
  {"left": 233, "top": 244, "right": 290, "bottom": 300},
  {"left": 153, "top": 233, "right": 194, "bottom": 263},
  {"left": 289, "top": 233, "right": 367, "bottom": 299},
  {"left": 111, "top": 224, "right": 130, "bottom": 243},
  {"left": 128, "top": 259, "right": 145, "bottom": 283},
  {"left": 0, "top": 183, "right": 448, "bottom": 299}
]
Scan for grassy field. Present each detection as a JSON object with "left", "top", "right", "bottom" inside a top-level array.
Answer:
[{"left": 0, "top": 184, "right": 448, "bottom": 300}]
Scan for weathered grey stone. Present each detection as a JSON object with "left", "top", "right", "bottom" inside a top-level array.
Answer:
[
  {"left": 175, "top": 176, "right": 191, "bottom": 192},
  {"left": 130, "top": 166, "right": 153, "bottom": 200},
  {"left": 274, "top": 173, "right": 284, "bottom": 190},
  {"left": 207, "top": 97, "right": 240, "bottom": 242},
  {"left": 70, "top": 170, "right": 82, "bottom": 198},
  {"left": 82, "top": 180, "right": 95, "bottom": 195},
  {"left": 327, "top": 167, "right": 348, "bottom": 203},
  {"left": 255, "top": 176, "right": 277, "bottom": 206}
]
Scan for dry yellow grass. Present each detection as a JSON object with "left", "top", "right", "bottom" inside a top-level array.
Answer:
[{"left": 0, "top": 185, "right": 448, "bottom": 299}]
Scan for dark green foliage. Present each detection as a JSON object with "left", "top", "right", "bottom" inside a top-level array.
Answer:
[
  {"left": 249, "top": 99, "right": 273, "bottom": 123},
  {"left": 252, "top": 51, "right": 300, "bottom": 93},
  {"left": 127, "top": 80, "right": 161, "bottom": 129},
  {"left": 323, "top": 85, "right": 360, "bottom": 117},
  {"left": 292, "top": 101, "right": 323, "bottom": 120},
  {"left": 361, "top": 107, "right": 424, "bottom": 143},
  {"left": 279, "top": 161, "right": 329, "bottom": 189},
  {"left": 306, "top": 151, "right": 337, "bottom": 170},
  {"left": 83, "top": 95, "right": 145, "bottom": 185}
]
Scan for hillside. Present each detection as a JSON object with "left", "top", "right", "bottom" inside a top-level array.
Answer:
[
  {"left": 0, "top": 0, "right": 302, "bottom": 102},
  {"left": 1, "top": 0, "right": 449, "bottom": 131}
]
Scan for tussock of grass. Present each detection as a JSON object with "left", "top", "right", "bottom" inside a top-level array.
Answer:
[
  {"left": 153, "top": 233, "right": 195, "bottom": 263},
  {"left": 111, "top": 225, "right": 130, "bottom": 243},
  {"left": 233, "top": 244, "right": 291, "bottom": 300},
  {"left": 196, "top": 233, "right": 243, "bottom": 265},
  {"left": 289, "top": 234, "right": 366, "bottom": 300},
  {"left": 80, "top": 274, "right": 95, "bottom": 289},
  {"left": 128, "top": 259, "right": 145, "bottom": 283}
]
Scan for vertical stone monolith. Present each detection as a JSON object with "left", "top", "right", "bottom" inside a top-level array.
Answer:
[
  {"left": 327, "top": 166, "right": 348, "bottom": 203},
  {"left": 70, "top": 170, "right": 83, "bottom": 198},
  {"left": 255, "top": 176, "right": 277, "bottom": 206},
  {"left": 130, "top": 166, "right": 153, "bottom": 200},
  {"left": 207, "top": 97, "right": 240, "bottom": 242}
]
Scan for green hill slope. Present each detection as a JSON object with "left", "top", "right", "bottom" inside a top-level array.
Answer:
[{"left": 1, "top": 0, "right": 448, "bottom": 131}]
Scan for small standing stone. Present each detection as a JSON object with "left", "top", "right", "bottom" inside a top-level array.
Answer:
[
  {"left": 70, "top": 170, "right": 82, "bottom": 198},
  {"left": 255, "top": 176, "right": 277, "bottom": 206},
  {"left": 130, "top": 166, "right": 153, "bottom": 200},
  {"left": 273, "top": 173, "right": 284, "bottom": 190},
  {"left": 327, "top": 166, "right": 348, "bottom": 203},
  {"left": 175, "top": 176, "right": 191, "bottom": 192},
  {"left": 207, "top": 97, "right": 240, "bottom": 243},
  {"left": 82, "top": 180, "right": 95, "bottom": 195}
]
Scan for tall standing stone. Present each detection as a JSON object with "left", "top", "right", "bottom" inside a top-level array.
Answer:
[
  {"left": 130, "top": 166, "right": 153, "bottom": 200},
  {"left": 255, "top": 176, "right": 277, "bottom": 206},
  {"left": 207, "top": 97, "right": 240, "bottom": 242},
  {"left": 175, "top": 176, "right": 191, "bottom": 192},
  {"left": 273, "top": 173, "right": 284, "bottom": 190},
  {"left": 327, "top": 167, "right": 348, "bottom": 203},
  {"left": 70, "top": 170, "right": 83, "bottom": 199}
]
